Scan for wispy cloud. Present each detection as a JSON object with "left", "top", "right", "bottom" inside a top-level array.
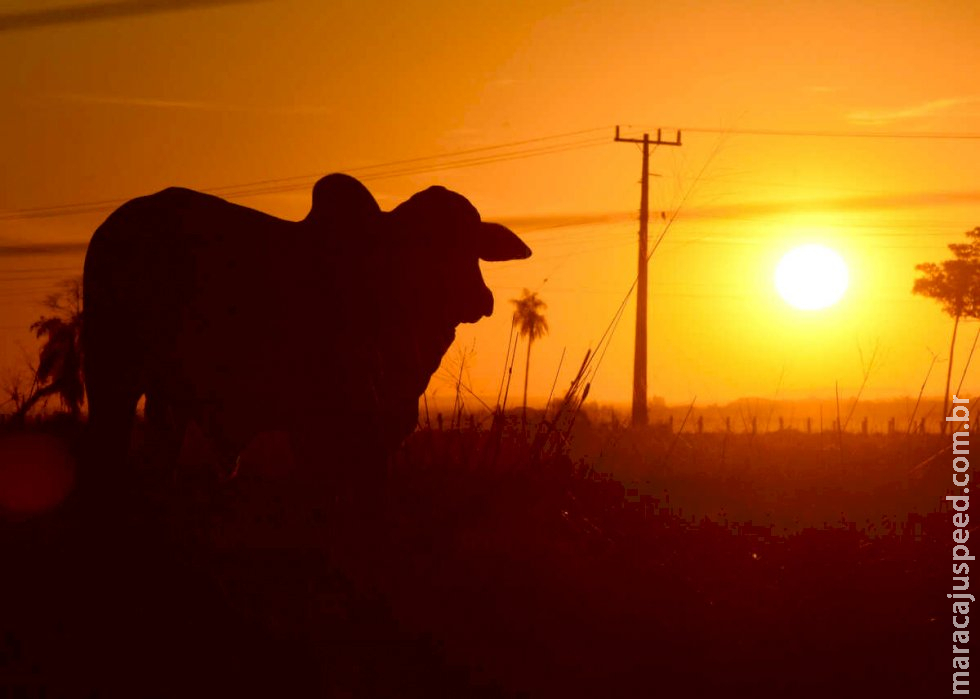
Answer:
[
  {"left": 498, "top": 189, "right": 980, "bottom": 230},
  {"left": 2, "top": 188, "right": 978, "bottom": 240},
  {"left": 498, "top": 212, "right": 633, "bottom": 230},
  {"left": 50, "top": 92, "right": 335, "bottom": 116},
  {"left": 0, "top": 242, "right": 88, "bottom": 258},
  {"left": 683, "top": 189, "right": 980, "bottom": 220},
  {"left": 849, "top": 97, "right": 979, "bottom": 124},
  {"left": 0, "top": 0, "right": 263, "bottom": 33}
]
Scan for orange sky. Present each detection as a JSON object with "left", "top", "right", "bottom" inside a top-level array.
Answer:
[{"left": 1, "top": 0, "right": 979, "bottom": 411}]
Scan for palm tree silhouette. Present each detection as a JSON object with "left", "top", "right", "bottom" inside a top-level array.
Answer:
[{"left": 510, "top": 289, "right": 549, "bottom": 430}]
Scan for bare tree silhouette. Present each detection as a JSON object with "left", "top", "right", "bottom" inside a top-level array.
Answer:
[
  {"left": 15, "top": 279, "right": 85, "bottom": 421},
  {"left": 510, "top": 289, "right": 548, "bottom": 431},
  {"left": 913, "top": 226, "right": 980, "bottom": 434}
]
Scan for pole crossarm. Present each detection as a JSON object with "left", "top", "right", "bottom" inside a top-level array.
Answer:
[{"left": 614, "top": 125, "right": 682, "bottom": 146}]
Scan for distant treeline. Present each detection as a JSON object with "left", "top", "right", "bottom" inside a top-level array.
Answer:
[
  {"left": 621, "top": 396, "right": 954, "bottom": 435},
  {"left": 423, "top": 394, "right": 960, "bottom": 434}
]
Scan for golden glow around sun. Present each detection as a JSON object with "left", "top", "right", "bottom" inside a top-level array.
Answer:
[{"left": 774, "top": 244, "right": 849, "bottom": 311}]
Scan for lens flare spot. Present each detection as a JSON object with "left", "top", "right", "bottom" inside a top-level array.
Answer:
[{"left": 0, "top": 433, "right": 76, "bottom": 517}]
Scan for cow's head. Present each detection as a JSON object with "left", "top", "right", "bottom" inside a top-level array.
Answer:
[{"left": 386, "top": 186, "right": 531, "bottom": 334}]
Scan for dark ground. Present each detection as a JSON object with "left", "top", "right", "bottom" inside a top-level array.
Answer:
[{"left": 0, "top": 419, "right": 949, "bottom": 698}]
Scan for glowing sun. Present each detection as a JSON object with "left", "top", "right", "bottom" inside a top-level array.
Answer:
[{"left": 774, "top": 244, "right": 849, "bottom": 310}]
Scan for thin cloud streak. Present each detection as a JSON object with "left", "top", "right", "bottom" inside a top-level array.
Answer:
[
  {"left": 502, "top": 190, "right": 980, "bottom": 231},
  {"left": 51, "top": 92, "right": 335, "bottom": 115},
  {"left": 849, "top": 97, "right": 980, "bottom": 124},
  {"left": 686, "top": 189, "right": 980, "bottom": 220},
  {"left": 0, "top": 242, "right": 88, "bottom": 258},
  {"left": 0, "top": 0, "right": 264, "bottom": 33},
  {"left": 3, "top": 188, "right": 978, "bottom": 231},
  {"left": 499, "top": 212, "right": 634, "bottom": 230}
]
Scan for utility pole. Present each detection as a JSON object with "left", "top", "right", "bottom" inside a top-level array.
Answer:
[{"left": 614, "top": 126, "right": 682, "bottom": 428}]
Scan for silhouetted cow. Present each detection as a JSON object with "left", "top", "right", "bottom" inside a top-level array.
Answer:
[{"left": 82, "top": 174, "right": 530, "bottom": 486}]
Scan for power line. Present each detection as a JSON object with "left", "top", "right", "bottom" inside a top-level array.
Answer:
[
  {"left": 661, "top": 126, "right": 980, "bottom": 140},
  {"left": 210, "top": 126, "right": 612, "bottom": 190},
  {"left": 0, "top": 128, "right": 612, "bottom": 222},
  {"left": 214, "top": 137, "right": 610, "bottom": 199},
  {"left": 4, "top": 122, "right": 979, "bottom": 222}
]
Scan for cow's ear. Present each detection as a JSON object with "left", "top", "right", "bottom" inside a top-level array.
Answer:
[{"left": 478, "top": 222, "right": 531, "bottom": 262}]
